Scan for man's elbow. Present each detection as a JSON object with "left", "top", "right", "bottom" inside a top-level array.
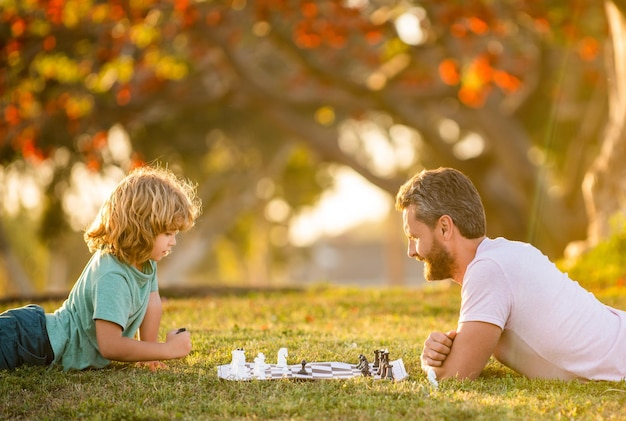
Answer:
[{"left": 433, "top": 365, "right": 482, "bottom": 381}]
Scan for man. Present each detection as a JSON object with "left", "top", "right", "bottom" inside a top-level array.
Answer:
[{"left": 395, "top": 167, "right": 626, "bottom": 381}]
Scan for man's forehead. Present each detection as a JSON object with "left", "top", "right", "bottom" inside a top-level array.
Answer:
[
  {"left": 402, "top": 206, "right": 420, "bottom": 233},
  {"left": 402, "top": 204, "right": 419, "bottom": 220}
]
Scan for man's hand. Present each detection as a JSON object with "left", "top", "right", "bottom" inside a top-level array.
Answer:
[
  {"left": 421, "top": 322, "right": 502, "bottom": 380},
  {"left": 421, "top": 330, "right": 457, "bottom": 368}
]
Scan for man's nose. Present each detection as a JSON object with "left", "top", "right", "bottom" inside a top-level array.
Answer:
[{"left": 407, "top": 240, "right": 418, "bottom": 258}]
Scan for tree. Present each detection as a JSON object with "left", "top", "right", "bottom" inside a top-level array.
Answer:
[
  {"left": 0, "top": 0, "right": 616, "bottom": 291},
  {"left": 580, "top": 0, "right": 626, "bottom": 251}
]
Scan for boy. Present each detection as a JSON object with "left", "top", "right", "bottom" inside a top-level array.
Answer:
[{"left": 0, "top": 165, "right": 202, "bottom": 370}]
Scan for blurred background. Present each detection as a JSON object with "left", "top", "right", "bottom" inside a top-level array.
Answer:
[{"left": 2, "top": 0, "right": 626, "bottom": 298}]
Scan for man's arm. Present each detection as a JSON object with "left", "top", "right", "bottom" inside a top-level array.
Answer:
[
  {"left": 422, "top": 321, "right": 501, "bottom": 380},
  {"left": 139, "top": 291, "right": 162, "bottom": 342}
]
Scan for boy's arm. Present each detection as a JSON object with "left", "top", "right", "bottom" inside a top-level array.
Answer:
[
  {"left": 139, "top": 291, "right": 162, "bottom": 342},
  {"left": 95, "top": 319, "right": 191, "bottom": 362},
  {"left": 421, "top": 321, "right": 501, "bottom": 380}
]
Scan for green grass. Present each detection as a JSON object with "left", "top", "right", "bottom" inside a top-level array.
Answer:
[{"left": 1, "top": 284, "right": 625, "bottom": 420}]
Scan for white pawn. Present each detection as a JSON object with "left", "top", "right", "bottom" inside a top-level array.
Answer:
[
  {"left": 237, "top": 349, "right": 247, "bottom": 379},
  {"left": 229, "top": 349, "right": 240, "bottom": 379},
  {"left": 253, "top": 352, "right": 266, "bottom": 379}
]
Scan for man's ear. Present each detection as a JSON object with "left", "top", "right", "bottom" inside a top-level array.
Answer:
[{"left": 438, "top": 215, "right": 453, "bottom": 239}]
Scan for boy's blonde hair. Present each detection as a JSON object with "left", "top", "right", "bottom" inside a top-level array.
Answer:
[{"left": 84, "top": 165, "right": 202, "bottom": 265}]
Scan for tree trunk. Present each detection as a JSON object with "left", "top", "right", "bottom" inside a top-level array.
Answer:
[
  {"left": 0, "top": 218, "right": 34, "bottom": 295},
  {"left": 580, "top": 0, "right": 626, "bottom": 249}
]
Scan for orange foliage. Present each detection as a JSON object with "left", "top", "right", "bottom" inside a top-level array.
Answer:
[
  {"left": 468, "top": 17, "right": 488, "bottom": 35},
  {"left": 206, "top": 10, "right": 222, "bottom": 26},
  {"left": 493, "top": 70, "right": 521, "bottom": 93},
  {"left": 470, "top": 55, "right": 493, "bottom": 84},
  {"left": 459, "top": 85, "right": 489, "bottom": 108},
  {"left": 109, "top": 4, "right": 126, "bottom": 21},
  {"left": 43, "top": 35, "right": 56, "bottom": 51},
  {"left": 174, "top": 0, "right": 189, "bottom": 13},
  {"left": 364, "top": 29, "right": 383, "bottom": 45},
  {"left": 451, "top": 22, "right": 467, "bottom": 38},
  {"left": 578, "top": 36, "right": 600, "bottom": 61},
  {"left": 4, "top": 105, "right": 20, "bottom": 126},
  {"left": 20, "top": 135, "right": 45, "bottom": 163},
  {"left": 130, "top": 152, "right": 146, "bottom": 170},
  {"left": 438, "top": 59, "right": 460, "bottom": 86},
  {"left": 46, "top": 0, "right": 64, "bottom": 25},
  {"left": 11, "top": 18, "right": 25, "bottom": 37},
  {"left": 300, "top": 1, "right": 318, "bottom": 18},
  {"left": 116, "top": 86, "right": 131, "bottom": 106},
  {"left": 294, "top": 21, "right": 322, "bottom": 49},
  {"left": 6, "top": 39, "right": 20, "bottom": 55},
  {"left": 92, "top": 131, "right": 108, "bottom": 150},
  {"left": 86, "top": 157, "right": 101, "bottom": 171},
  {"left": 533, "top": 18, "right": 550, "bottom": 34}
]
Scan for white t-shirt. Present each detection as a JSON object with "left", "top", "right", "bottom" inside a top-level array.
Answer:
[{"left": 460, "top": 237, "right": 626, "bottom": 381}]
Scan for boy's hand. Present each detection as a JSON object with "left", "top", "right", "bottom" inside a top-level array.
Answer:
[
  {"left": 421, "top": 330, "right": 457, "bottom": 368},
  {"left": 165, "top": 328, "right": 192, "bottom": 359}
]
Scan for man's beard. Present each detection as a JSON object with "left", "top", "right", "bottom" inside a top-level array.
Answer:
[{"left": 422, "top": 238, "right": 455, "bottom": 281}]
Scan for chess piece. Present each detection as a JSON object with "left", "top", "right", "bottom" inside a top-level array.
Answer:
[
  {"left": 277, "top": 347, "right": 289, "bottom": 376},
  {"left": 384, "top": 362, "right": 394, "bottom": 380},
  {"left": 377, "top": 350, "right": 389, "bottom": 376},
  {"left": 277, "top": 347, "right": 288, "bottom": 367},
  {"left": 229, "top": 348, "right": 244, "bottom": 379},
  {"left": 357, "top": 354, "right": 368, "bottom": 371},
  {"left": 236, "top": 348, "right": 247, "bottom": 380},
  {"left": 373, "top": 350, "right": 381, "bottom": 369},
  {"left": 359, "top": 354, "right": 371, "bottom": 377},
  {"left": 253, "top": 352, "right": 266, "bottom": 379},
  {"left": 297, "top": 360, "right": 308, "bottom": 375}
]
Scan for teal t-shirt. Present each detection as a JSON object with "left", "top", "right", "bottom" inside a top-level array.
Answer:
[{"left": 45, "top": 250, "right": 158, "bottom": 370}]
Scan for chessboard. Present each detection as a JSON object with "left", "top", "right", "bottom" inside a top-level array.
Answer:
[{"left": 217, "top": 359, "right": 408, "bottom": 382}]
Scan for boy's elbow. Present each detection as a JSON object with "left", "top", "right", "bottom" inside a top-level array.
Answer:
[
  {"left": 95, "top": 321, "right": 126, "bottom": 361},
  {"left": 96, "top": 339, "right": 118, "bottom": 360}
]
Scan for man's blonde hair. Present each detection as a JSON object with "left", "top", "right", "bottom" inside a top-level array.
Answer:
[
  {"left": 395, "top": 167, "right": 486, "bottom": 239},
  {"left": 84, "top": 165, "right": 202, "bottom": 265}
]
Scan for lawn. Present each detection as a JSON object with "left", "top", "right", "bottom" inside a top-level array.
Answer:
[{"left": 1, "top": 284, "right": 625, "bottom": 420}]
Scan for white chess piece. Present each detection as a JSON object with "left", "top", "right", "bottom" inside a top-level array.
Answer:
[
  {"left": 277, "top": 347, "right": 288, "bottom": 367},
  {"left": 229, "top": 349, "right": 240, "bottom": 379},
  {"left": 253, "top": 352, "right": 266, "bottom": 379},
  {"left": 277, "top": 347, "right": 289, "bottom": 376},
  {"left": 237, "top": 349, "right": 247, "bottom": 379}
]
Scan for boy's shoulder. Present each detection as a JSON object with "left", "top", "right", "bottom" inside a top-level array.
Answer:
[
  {"left": 90, "top": 250, "right": 127, "bottom": 272},
  {"left": 89, "top": 250, "right": 156, "bottom": 286}
]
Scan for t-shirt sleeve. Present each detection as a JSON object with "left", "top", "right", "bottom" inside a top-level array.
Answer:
[
  {"left": 151, "top": 266, "right": 159, "bottom": 293},
  {"left": 92, "top": 273, "right": 132, "bottom": 330},
  {"left": 459, "top": 258, "right": 512, "bottom": 329}
]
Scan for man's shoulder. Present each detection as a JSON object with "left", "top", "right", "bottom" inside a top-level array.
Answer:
[{"left": 478, "top": 237, "right": 537, "bottom": 256}]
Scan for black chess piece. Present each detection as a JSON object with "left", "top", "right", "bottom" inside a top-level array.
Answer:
[
  {"left": 357, "top": 354, "right": 370, "bottom": 376},
  {"left": 376, "top": 350, "right": 386, "bottom": 376},
  {"left": 361, "top": 361, "right": 371, "bottom": 377},
  {"left": 297, "top": 360, "right": 308, "bottom": 375},
  {"left": 357, "top": 354, "right": 366, "bottom": 370},
  {"left": 373, "top": 350, "right": 381, "bottom": 369},
  {"left": 384, "top": 362, "right": 394, "bottom": 380}
]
